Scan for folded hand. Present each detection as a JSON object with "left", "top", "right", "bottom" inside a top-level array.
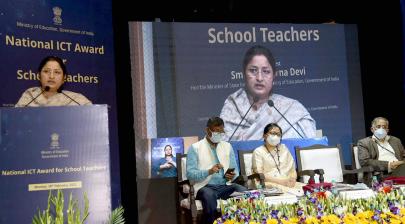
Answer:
[{"left": 391, "top": 161, "right": 405, "bottom": 170}]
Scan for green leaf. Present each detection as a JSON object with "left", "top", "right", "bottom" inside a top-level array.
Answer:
[{"left": 107, "top": 206, "right": 125, "bottom": 224}]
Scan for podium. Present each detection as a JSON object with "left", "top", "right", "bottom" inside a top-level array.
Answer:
[{"left": 0, "top": 105, "right": 111, "bottom": 223}]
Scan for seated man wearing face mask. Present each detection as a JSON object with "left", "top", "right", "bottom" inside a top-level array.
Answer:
[
  {"left": 358, "top": 117, "right": 405, "bottom": 177},
  {"left": 186, "top": 116, "right": 247, "bottom": 224},
  {"left": 252, "top": 123, "right": 298, "bottom": 188}
]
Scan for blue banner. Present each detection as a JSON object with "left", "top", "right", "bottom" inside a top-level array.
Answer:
[
  {"left": 0, "top": 105, "right": 111, "bottom": 223},
  {"left": 0, "top": 0, "right": 120, "bottom": 204}
]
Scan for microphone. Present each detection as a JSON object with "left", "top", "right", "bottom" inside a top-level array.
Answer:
[
  {"left": 267, "top": 100, "right": 304, "bottom": 138},
  {"left": 228, "top": 97, "right": 258, "bottom": 141},
  {"left": 24, "top": 86, "right": 50, "bottom": 107},
  {"left": 58, "top": 90, "right": 81, "bottom": 105}
]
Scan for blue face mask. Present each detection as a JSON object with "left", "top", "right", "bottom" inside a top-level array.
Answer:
[
  {"left": 374, "top": 128, "right": 387, "bottom": 140},
  {"left": 210, "top": 131, "right": 224, "bottom": 143}
]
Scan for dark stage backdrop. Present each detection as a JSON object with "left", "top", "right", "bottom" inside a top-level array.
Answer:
[{"left": 402, "top": 0, "right": 405, "bottom": 103}]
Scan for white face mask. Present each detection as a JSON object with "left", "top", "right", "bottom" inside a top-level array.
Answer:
[
  {"left": 210, "top": 131, "right": 224, "bottom": 143},
  {"left": 374, "top": 128, "right": 387, "bottom": 140},
  {"left": 266, "top": 134, "right": 281, "bottom": 146}
]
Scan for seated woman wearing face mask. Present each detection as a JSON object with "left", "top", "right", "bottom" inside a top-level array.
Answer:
[{"left": 252, "top": 123, "right": 297, "bottom": 188}]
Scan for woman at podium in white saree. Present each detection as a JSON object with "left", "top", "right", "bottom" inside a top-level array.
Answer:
[{"left": 15, "top": 56, "right": 92, "bottom": 107}]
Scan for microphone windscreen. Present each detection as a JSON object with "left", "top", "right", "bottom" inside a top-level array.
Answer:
[
  {"left": 44, "top": 86, "right": 50, "bottom": 91},
  {"left": 267, "top": 100, "right": 274, "bottom": 107}
]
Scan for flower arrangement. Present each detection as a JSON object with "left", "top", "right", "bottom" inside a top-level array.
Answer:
[
  {"left": 32, "top": 189, "right": 125, "bottom": 224},
  {"left": 215, "top": 186, "right": 405, "bottom": 224}
]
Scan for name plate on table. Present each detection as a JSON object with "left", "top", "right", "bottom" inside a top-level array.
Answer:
[
  {"left": 338, "top": 189, "right": 375, "bottom": 199},
  {"left": 264, "top": 193, "right": 297, "bottom": 205}
]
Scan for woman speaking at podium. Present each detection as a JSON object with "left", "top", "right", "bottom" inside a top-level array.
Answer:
[{"left": 15, "top": 56, "right": 92, "bottom": 107}]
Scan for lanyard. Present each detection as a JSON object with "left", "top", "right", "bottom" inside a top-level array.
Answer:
[
  {"left": 266, "top": 145, "right": 281, "bottom": 174},
  {"left": 375, "top": 140, "right": 396, "bottom": 156}
]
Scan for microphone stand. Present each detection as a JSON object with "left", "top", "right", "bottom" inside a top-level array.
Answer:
[
  {"left": 58, "top": 90, "right": 81, "bottom": 105},
  {"left": 228, "top": 100, "right": 256, "bottom": 141},
  {"left": 24, "top": 86, "right": 50, "bottom": 107},
  {"left": 269, "top": 101, "right": 304, "bottom": 138}
]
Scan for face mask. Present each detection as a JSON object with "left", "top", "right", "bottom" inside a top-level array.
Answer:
[
  {"left": 374, "top": 128, "right": 387, "bottom": 140},
  {"left": 266, "top": 134, "right": 281, "bottom": 146},
  {"left": 210, "top": 131, "right": 224, "bottom": 143}
]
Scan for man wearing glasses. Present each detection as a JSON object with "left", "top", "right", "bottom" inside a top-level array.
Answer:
[{"left": 358, "top": 117, "right": 405, "bottom": 177}]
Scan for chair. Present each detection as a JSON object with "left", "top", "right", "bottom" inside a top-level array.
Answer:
[
  {"left": 295, "top": 144, "right": 372, "bottom": 184},
  {"left": 351, "top": 143, "right": 381, "bottom": 186},
  {"left": 238, "top": 149, "right": 319, "bottom": 188},
  {"left": 238, "top": 150, "right": 265, "bottom": 189},
  {"left": 176, "top": 153, "right": 200, "bottom": 224},
  {"left": 350, "top": 144, "right": 364, "bottom": 183}
]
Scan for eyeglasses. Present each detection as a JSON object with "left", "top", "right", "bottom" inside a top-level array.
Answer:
[
  {"left": 41, "top": 69, "right": 63, "bottom": 76},
  {"left": 267, "top": 132, "right": 281, "bottom": 137},
  {"left": 209, "top": 128, "right": 225, "bottom": 134},
  {"left": 246, "top": 67, "right": 272, "bottom": 77},
  {"left": 374, "top": 125, "right": 388, "bottom": 129}
]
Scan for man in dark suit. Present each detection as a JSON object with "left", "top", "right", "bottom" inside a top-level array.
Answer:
[{"left": 358, "top": 117, "right": 405, "bottom": 177}]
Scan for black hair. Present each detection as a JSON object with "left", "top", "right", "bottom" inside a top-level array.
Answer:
[
  {"left": 263, "top": 123, "right": 282, "bottom": 136},
  {"left": 206, "top": 116, "right": 224, "bottom": 128},
  {"left": 243, "top": 45, "right": 276, "bottom": 74},
  {"left": 38, "top": 56, "right": 67, "bottom": 75},
  {"left": 163, "top": 145, "right": 173, "bottom": 157}
]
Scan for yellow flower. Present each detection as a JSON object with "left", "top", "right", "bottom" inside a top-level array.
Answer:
[
  {"left": 343, "top": 214, "right": 358, "bottom": 224},
  {"left": 305, "top": 216, "right": 319, "bottom": 224},
  {"left": 356, "top": 211, "right": 373, "bottom": 220},
  {"left": 266, "top": 219, "right": 278, "bottom": 224},
  {"left": 320, "top": 214, "right": 340, "bottom": 224},
  {"left": 223, "top": 220, "right": 237, "bottom": 224},
  {"left": 386, "top": 212, "right": 400, "bottom": 220},
  {"left": 287, "top": 217, "right": 300, "bottom": 223},
  {"left": 388, "top": 220, "right": 401, "bottom": 224},
  {"left": 280, "top": 219, "right": 297, "bottom": 224},
  {"left": 400, "top": 208, "right": 405, "bottom": 215}
]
